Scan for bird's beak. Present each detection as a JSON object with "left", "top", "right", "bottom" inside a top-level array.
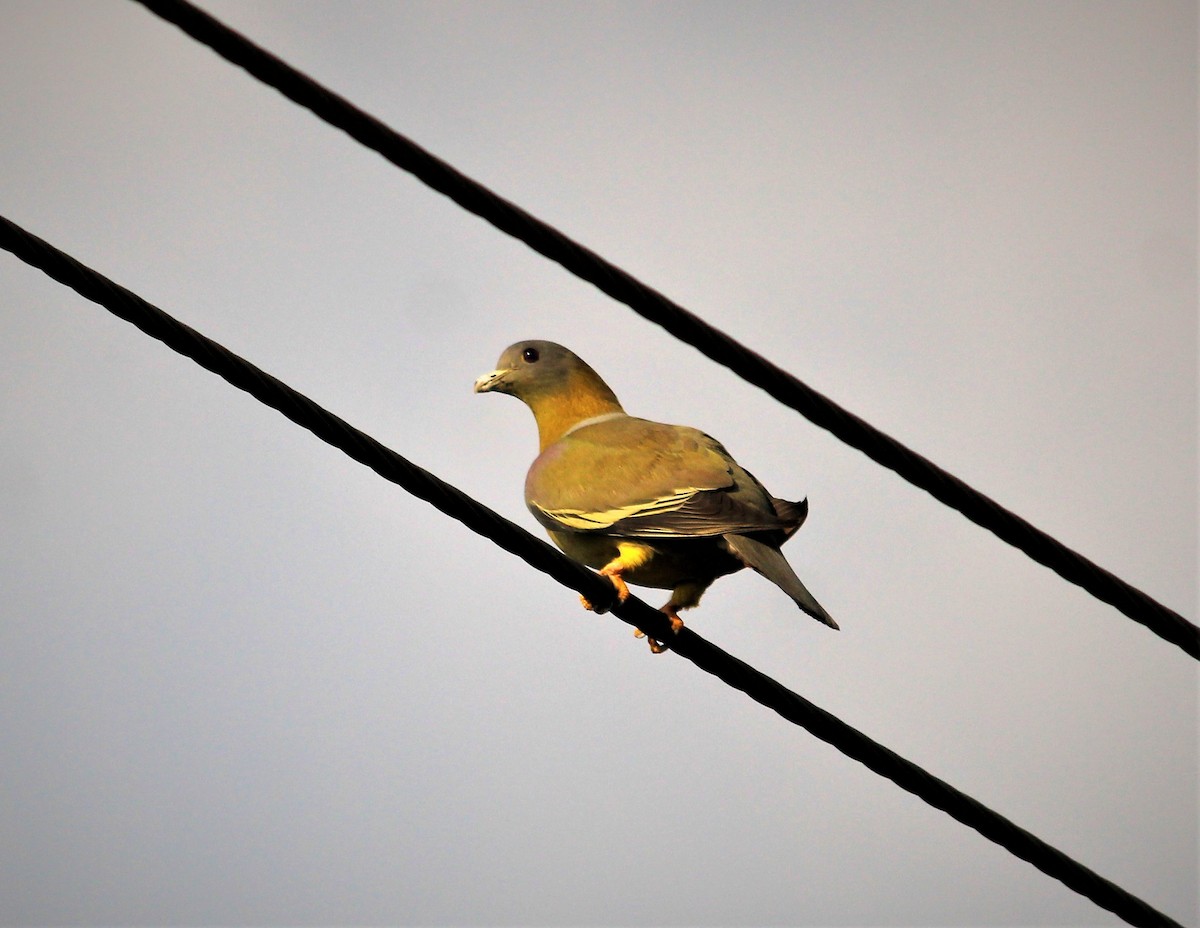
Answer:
[{"left": 473, "top": 368, "right": 512, "bottom": 394}]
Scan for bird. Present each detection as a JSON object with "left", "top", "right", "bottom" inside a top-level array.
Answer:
[{"left": 474, "top": 339, "right": 836, "bottom": 651}]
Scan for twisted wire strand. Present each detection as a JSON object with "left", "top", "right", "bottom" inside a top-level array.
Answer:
[
  {"left": 1, "top": 213, "right": 1184, "bottom": 928},
  {"left": 129, "top": 0, "right": 1198, "bottom": 660}
]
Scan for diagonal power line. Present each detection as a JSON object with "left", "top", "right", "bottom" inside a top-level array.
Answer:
[
  {"left": 0, "top": 212, "right": 1185, "bottom": 928},
  {"left": 127, "top": 0, "right": 1198, "bottom": 661}
]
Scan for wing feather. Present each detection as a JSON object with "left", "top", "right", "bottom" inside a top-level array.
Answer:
[{"left": 526, "top": 415, "right": 800, "bottom": 539}]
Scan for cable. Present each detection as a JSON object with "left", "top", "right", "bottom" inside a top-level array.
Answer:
[
  {"left": 128, "top": 0, "right": 1198, "bottom": 660},
  {"left": 1, "top": 212, "right": 1184, "bottom": 928}
]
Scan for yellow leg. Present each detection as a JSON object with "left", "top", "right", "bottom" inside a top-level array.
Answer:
[
  {"left": 661, "top": 605, "right": 686, "bottom": 634},
  {"left": 634, "top": 582, "right": 708, "bottom": 652},
  {"left": 579, "top": 542, "right": 653, "bottom": 613}
]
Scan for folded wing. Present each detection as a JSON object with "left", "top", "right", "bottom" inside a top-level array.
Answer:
[{"left": 526, "top": 415, "right": 800, "bottom": 539}]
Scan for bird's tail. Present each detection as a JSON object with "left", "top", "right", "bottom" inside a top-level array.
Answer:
[
  {"left": 724, "top": 533, "right": 838, "bottom": 629},
  {"left": 771, "top": 496, "right": 808, "bottom": 540}
]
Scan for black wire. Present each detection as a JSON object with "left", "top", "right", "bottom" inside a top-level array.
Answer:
[
  {"left": 1, "top": 213, "right": 1185, "bottom": 928},
  {"left": 128, "top": 0, "right": 1198, "bottom": 661}
]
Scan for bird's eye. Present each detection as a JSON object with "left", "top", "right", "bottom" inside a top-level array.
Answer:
[{"left": 522, "top": 347, "right": 540, "bottom": 363}]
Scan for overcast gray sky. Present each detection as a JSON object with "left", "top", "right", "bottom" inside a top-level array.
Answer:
[{"left": 1, "top": 1, "right": 1196, "bottom": 926}]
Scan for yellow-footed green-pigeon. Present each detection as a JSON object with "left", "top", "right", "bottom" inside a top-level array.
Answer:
[{"left": 474, "top": 340, "right": 836, "bottom": 651}]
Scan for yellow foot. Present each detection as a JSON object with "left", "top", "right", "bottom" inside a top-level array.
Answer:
[
  {"left": 581, "top": 570, "right": 630, "bottom": 614},
  {"left": 632, "top": 628, "right": 668, "bottom": 652},
  {"left": 598, "top": 568, "right": 630, "bottom": 603},
  {"left": 631, "top": 607, "right": 685, "bottom": 653}
]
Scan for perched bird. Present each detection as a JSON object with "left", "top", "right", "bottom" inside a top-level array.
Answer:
[{"left": 474, "top": 340, "right": 836, "bottom": 651}]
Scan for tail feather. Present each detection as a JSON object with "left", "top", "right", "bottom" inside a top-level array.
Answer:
[
  {"left": 771, "top": 496, "right": 808, "bottom": 539},
  {"left": 724, "top": 533, "right": 838, "bottom": 629}
]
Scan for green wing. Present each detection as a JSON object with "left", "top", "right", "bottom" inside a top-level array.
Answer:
[{"left": 525, "top": 416, "right": 792, "bottom": 538}]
